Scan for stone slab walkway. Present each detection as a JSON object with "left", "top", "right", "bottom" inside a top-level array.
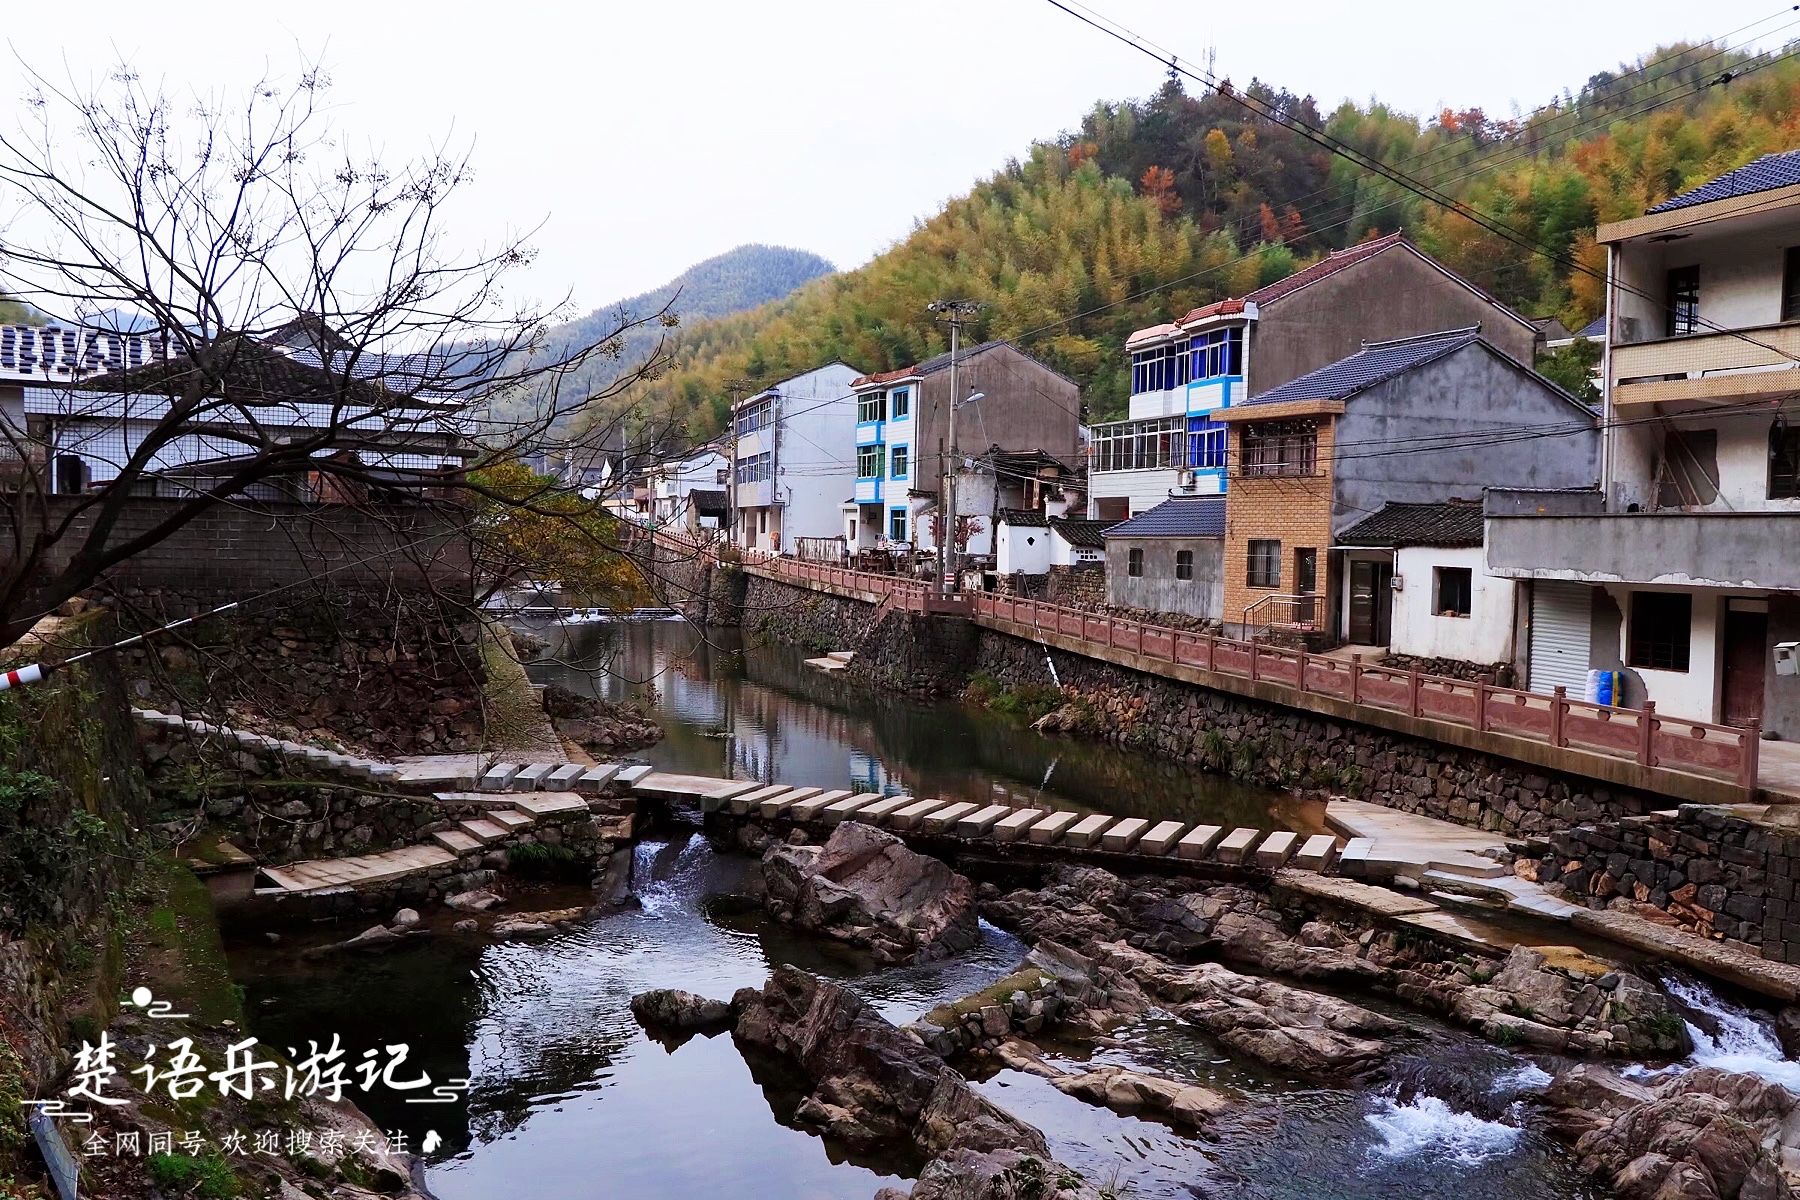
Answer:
[{"left": 1327, "top": 798, "right": 1511, "bottom": 881}]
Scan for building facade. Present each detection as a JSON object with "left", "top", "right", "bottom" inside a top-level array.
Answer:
[
  {"left": 847, "top": 342, "right": 1080, "bottom": 559},
  {"left": 1213, "top": 329, "right": 1599, "bottom": 642},
  {"left": 730, "top": 362, "right": 863, "bottom": 554},
  {"left": 1486, "top": 150, "right": 1800, "bottom": 738},
  {"left": 1101, "top": 494, "right": 1226, "bottom": 621},
  {"left": 1089, "top": 234, "right": 1541, "bottom": 520}
]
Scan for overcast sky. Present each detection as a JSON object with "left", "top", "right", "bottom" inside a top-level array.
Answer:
[{"left": 11, "top": 0, "right": 1795, "bottom": 315}]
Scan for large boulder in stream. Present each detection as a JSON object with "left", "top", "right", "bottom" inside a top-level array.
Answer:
[
  {"left": 631, "top": 988, "right": 733, "bottom": 1031},
  {"left": 1095, "top": 942, "right": 1404, "bottom": 1077},
  {"left": 758, "top": 822, "right": 977, "bottom": 963}
]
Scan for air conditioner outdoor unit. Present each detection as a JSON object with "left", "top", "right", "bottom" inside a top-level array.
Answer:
[{"left": 1177, "top": 469, "right": 1197, "bottom": 490}]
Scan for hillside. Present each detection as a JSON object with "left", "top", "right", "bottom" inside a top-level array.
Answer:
[
  {"left": 593, "top": 41, "right": 1800, "bottom": 435},
  {"left": 497, "top": 243, "right": 834, "bottom": 428}
]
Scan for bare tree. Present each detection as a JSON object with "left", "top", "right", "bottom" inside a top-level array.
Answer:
[{"left": 0, "top": 56, "right": 695, "bottom": 647}]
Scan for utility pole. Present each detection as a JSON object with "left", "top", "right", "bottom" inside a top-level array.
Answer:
[{"left": 928, "top": 299, "right": 981, "bottom": 594}]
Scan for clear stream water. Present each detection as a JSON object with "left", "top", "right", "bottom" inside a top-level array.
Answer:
[{"left": 220, "top": 618, "right": 1798, "bottom": 1199}]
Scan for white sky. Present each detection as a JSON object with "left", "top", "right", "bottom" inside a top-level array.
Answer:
[{"left": 9, "top": 0, "right": 1795, "bottom": 315}]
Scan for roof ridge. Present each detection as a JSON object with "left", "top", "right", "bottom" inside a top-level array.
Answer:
[{"left": 1360, "top": 325, "right": 1481, "bottom": 350}]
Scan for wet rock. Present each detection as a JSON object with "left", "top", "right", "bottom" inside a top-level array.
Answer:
[
  {"left": 1452, "top": 947, "right": 1690, "bottom": 1057},
  {"left": 444, "top": 888, "right": 502, "bottom": 913},
  {"left": 1778, "top": 1006, "right": 1800, "bottom": 1060},
  {"left": 391, "top": 907, "right": 421, "bottom": 929},
  {"left": 1051, "top": 1066, "right": 1231, "bottom": 1127},
  {"left": 490, "top": 906, "right": 587, "bottom": 940},
  {"left": 630, "top": 988, "right": 733, "bottom": 1031},
  {"left": 1096, "top": 942, "right": 1402, "bottom": 1077},
  {"left": 451, "top": 918, "right": 478, "bottom": 933},
  {"left": 757, "top": 822, "right": 977, "bottom": 963},
  {"left": 1542, "top": 1064, "right": 1657, "bottom": 1139}
]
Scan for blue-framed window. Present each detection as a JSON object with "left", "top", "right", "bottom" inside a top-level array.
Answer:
[
  {"left": 1188, "top": 327, "right": 1244, "bottom": 381},
  {"left": 889, "top": 508, "right": 908, "bottom": 541},
  {"left": 890, "top": 387, "right": 911, "bottom": 420},
  {"left": 890, "top": 444, "right": 909, "bottom": 479},
  {"left": 1130, "top": 338, "right": 1190, "bottom": 394},
  {"left": 1187, "top": 416, "right": 1227, "bottom": 469},
  {"left": 856, "top": 443, "right": 883, "bottom": 479}
]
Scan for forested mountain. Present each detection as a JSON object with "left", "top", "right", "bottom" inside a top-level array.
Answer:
[
  {"left": 495, "top": 244, "right": 834, "bottom": 427},
  {"left": 593, "top": 40, "right": 1800, "bottom": 436}
]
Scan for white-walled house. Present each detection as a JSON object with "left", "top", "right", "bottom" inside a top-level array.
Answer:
[
  {"left": 650, "top": 443, "right": 729, "bottom": 527},
  {"left": 995, "top": 511, "right": 1115, "bottom": 576},
  {"left": 1335, "top": 502, "right": 1517, "bottom": 669},
  {"left": 731, "top": 362, "right": 863, "bottom": 554},
  {"left": 1486, "top": 150, "right": 1800, "bottom": 738}
]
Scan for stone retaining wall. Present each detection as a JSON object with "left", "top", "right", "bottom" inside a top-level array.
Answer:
[
  {"left": 1538, "top": 806, "right": 1800, "bottom": 961},
  {"left": 740, "top": 573, "right": 870, "bottom": 651}
]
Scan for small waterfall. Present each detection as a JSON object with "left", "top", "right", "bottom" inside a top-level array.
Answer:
[
  {"left": 1489, "top": 1063, "right": 1553, "bottom": 1095},
  {"left": 632, "top": 835, "right": 712, "bottom": 917},
  {"left": 1658, "top": 973, "right": 1800, "bottom": 1091}
]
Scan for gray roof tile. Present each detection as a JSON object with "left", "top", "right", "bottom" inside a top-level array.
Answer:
[
  {"left": 1242, "top": 328, "right": 1481, "bottom": 408},
  {"left": 1102, "top": 495, "right": 1225, "bottom": 539},
  {"left": 1337, "top": 501, "right": 1485, "bottom": 548},
  {"left": 1647, "top": 150, "right": 1800, "bottom": 214}
]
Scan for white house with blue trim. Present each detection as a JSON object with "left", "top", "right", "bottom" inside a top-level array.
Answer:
[{"left": 728, "top": 362, "right": 863, "bottom": 554}]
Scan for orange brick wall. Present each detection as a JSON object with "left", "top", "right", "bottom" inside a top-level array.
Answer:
[{"left": 1222, "top": 418, "right": 1337, "bottom": 634}]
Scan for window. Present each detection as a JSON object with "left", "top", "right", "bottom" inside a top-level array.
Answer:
[
  {"left": 890, "top": 445, "right": 909, "bottom": 479},
  {"left": 734, "top": 399, "right": 773, "bottom": 438},
  {"left": 856, "top": 444, "right": 883, "bottom": 478},
  {"left": 733, "top": 451, "right": 772, "bottom": 485},
  {"left": 1175, "top": 550, "right": 1194, "bottom": 580},
  {"left": 1629, "top": 592, "right": 1692, "bottom": 672},
  {"left": 53, "top": 454, "right": 88, "bottom": 495},
  {"left": 1434, "top": 567, "right": 1472, "bottom": 617},
  {"left": 1295, "top": 548, "right": 1317, "bottom": 595},
  {"left": 890, "top": 388, "right": 910, "bottom": 420},
  {"left": 1666, "top": 266, "right": 1700, "bottom": 337},
  {"left": 1187, "top": 417, "right": 1228, "bottom": 469},
  {"left": 1785, "top": 249, "right": 1800, "bottom": 323},
  {"left": 1187, "top": 327, "right": 1245, "bottom": 380},
  {"left": 1130, "top": 339, "right": 1190, "bottom": 394},
  {"left": 889, "top": 508, "right": 908, "bottom": 541},
  {"left": 1772, "top": 423, "right": 1800, "bottom": 499},
  {"left": 857, "top": 390, "right": 885, "bottom": 423},
  {"left": 1247, "top": 539, "right": 1281, "bottom": 589},
  {"left": 1241, "top": 422, "right": 1318, "bottom": 477},
  {"left": 1127, "top": 547, "right": 1144, "bottom": 577},
  {"left": 1091, "top": 417, "right": 1185, "bottom": 472}
]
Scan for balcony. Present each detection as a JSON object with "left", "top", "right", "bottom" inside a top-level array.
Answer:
[
  {"left": 1487, "top": 504, "right": 1800, "bottom": 591},
  {"left": 853, "top": 478, "right": 882, "bottom": 504},
  {"left": 1612, "top": 321, "right": 1800, "bottom": 408}
]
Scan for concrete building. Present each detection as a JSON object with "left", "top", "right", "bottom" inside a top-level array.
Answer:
[
  {"left": 1212, "top": 328, "right": 1598, "bottom": 642},
  {"left": 729, "top": 362, "right": 864, "bottom": 554},
  {"left": 1335, "top": 501, "right": 1517, "bottom": 670},
  {"left": 1089, "top": 233, "right": 1542, "bottom": 520},
  {"left": 1486, "top": 150, "right": 1800, "bottom": 738},
  {"left": 848, "top": 343, "right": 1080, "bottom": 559},
  {"left": 994, "top": 510, "right": 1114, "bottom": 576},
  {"left": 1101, "top": 495, "right": 1226, "bottom": 621},
  {"left": 649, "top": 442, "right": 729, "bottom": 528}
]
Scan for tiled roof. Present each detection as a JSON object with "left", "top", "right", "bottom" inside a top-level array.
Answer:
[
  {"left": 1101, "top": 495, "right": 1225, "bottom": 539},
  {"left": 688, "top": 489, "right": 729, "bottom": 514},
  {"left": 1243, "top": 232, "right": 1408, "bottom": 306},
  {"left": 1173, "top": 297, "right": 1251, "bottom": 326},
  {"left": 1050, "top": 517, "right": 1117, "bottom": 548},
  {"left": 1126, "top": 322, "right": 1180, "bottom": 349},
  {"left": 1576, "top": 315, "right": 1605, "bottom": 339},
  {"left": 998, "top": 508, "right": 1049, "bottom": 528},
  {"left": 1337, "top": 500, "right": 1485, "bottom": 548},
  {"left": 1647, "top": 149, "right": 1800, "bottom": 214},
  {"left": 1241, "top": 328, "right": 1481, "bottom": 408}
]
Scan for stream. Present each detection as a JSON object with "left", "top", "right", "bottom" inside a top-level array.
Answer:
[{"left": 221, "top": 617, "right": 1800, "bottom": 1198}]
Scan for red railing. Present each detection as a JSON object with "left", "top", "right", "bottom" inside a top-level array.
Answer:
[
  {"left": 965, "top": 592, "right": 1760, "bottom": 792},
  {"left": 731, "top": 550, "right": 1761, "bottom": 792}
]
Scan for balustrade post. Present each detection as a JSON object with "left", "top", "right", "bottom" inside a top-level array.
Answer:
[
  {"left": 1474, "top": 678, "right": 1490, "bottom": 733},
  {"left": 1637, "top": 701, "right": 1657, "bottom": 766},
  {"left": 1349, "top": 653, "right": 1362, "bottom": 705},
  {"left": 1249, "top": 640, "right": 1260, "bottom": 682},
  {"left": 1134, "top": 623, "right": 1144, "bottom": 655},
  {"left": 1741, "top": 719, "right": 1763, "bottom": 791},
  {"left": 1551, "top": 687, "right": 1567, "bottom": 747},
  {"left": 1408, "top": 668, "right": 1422, "bottom": 718},
  {"left": 1297, "top": 651, "right": 1310, "bottom": 694},
  {"left": 1202, "top": 633, "right": 1215, "bottom": 671}
]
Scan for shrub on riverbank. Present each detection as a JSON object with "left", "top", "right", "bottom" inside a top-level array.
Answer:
[{"left": 964, "top": 673, "right": 1064, "bottom": 722}]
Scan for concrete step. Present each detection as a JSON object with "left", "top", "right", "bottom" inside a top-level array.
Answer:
[
  {"left": 492, "top": 810, "right": 536, "bottom": 832},
  {"left": 614, "top": 764, "right": 654, "bottom": 787},
  {"left": 1137, "top": 820, "right": 1187, "bottom": 856},
  {"left": 889, "top": 799, "right": 950, "bottom": 832},
  {"left": 993, "top": 808, "right": 1046, "bottom": 842},
  {"left": 758, "top": 787, "right": 827, "bottom": 818},
  {"left": 1215, "top": 827, "right": 1260, "bottom": 865},
  {"left": 849, "top": 794, "right": 912, "bottom": 824},
  {"left": 823, "top": 793, "right": 887, "bottom": 824},
  {"left": 478, "top": 763, "right": 524, "bottom": 790},
  {"left": 511, "top": 763, "right": 558, "bottom": 790},
  {"left": 1293, "top": 834, "right": 1339, "bottom": 872},
  {"left": 727, "top": 785, "right": 791, "bottom": 816},
  {"left": 1028, "top": 811, "right": 1081, "bottom": 845},
  {"left": 434, "top": 829, "right": 482, "bottom": 855},
  {"left": 635, "top": 773, "right": 759, "bottom": 809},
  {"left": 1064, "top": 814, "right": 1115, "bottom": 849},
  {"left": 458, "top": 819, "right": 508, "bottom": 845},
  {"left": 544, "top": 763, "right": 588, "bottom": 790},
  {"left": 1177, "top": 825, "right": 1224, "bottom": 860},
  {"left": 574, "top": 764, "right": 622, "bottom": 794},
  {"left": 1101, "top": 817, "right": 1150, "bottom": 853},
  {"left": 1255, "top": 831, "right": 1298, "bottom": 869},
  {"left": 955, "top": 805, "right": 1012, "bottom": 836},
  {"left": 790, "top": 790, "right": 864, "bottom": 821},
  {"left": 264, "top": 844, "right": 457, "bottom": 893},
  {"left": 510, "top": 792, "right": 590, "bottom": 817},
  {"left": 826, "top": 650, "right": 855, "bottom": 663},
  {"left": 922, "top": 802, "right": 979, "bottom": 835}
]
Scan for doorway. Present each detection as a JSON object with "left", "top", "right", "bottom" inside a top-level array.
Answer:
[
  {"left": 1722, "top": 604, "right": 1768, "bottom": 727},
  {"left": 1347, "top": 559, "right": 1393, "bottom": 646}
]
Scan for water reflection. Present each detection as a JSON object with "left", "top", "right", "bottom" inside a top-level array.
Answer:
[{"left": 528, "top": 618, "right": 1319, "bottom": 831}]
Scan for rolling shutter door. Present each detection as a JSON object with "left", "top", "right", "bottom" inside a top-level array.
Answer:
[{"left": 1528, "top": 581, "right": 1592, "bottom": 696}]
